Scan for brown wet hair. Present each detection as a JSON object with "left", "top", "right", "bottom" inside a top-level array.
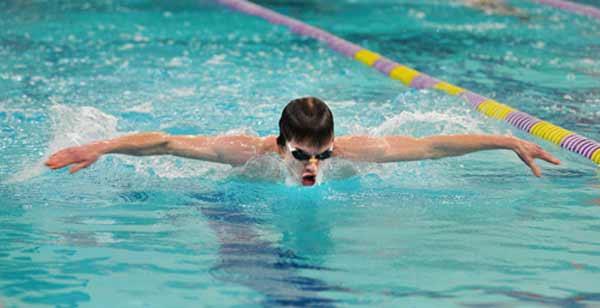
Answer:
[{"left": 276, "top": 97, "right": 334, "bottom": 149}]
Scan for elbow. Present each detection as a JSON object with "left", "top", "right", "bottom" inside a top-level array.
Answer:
[
  {"left": 151, "top": 132, "right": 169, "bottom": 140},
  {"left": 150, "top": 132, "right": 171, "bottom": 147},
  {"left": 428, "top": 144, "right": 463, "bottom": 160},
  {"left": 143, "top": 132, "right": 171, "bottom": 154},
  {"left": 422, "top": 138, "right": 458, "bottom": 160},
  {"left": 414, "top": 139, "right": 444, "bottom": 160},
  {"left": 137, "top": 131, "right": 170, "bottom": 144},
  {"left": 427, "top": 146, "right": 446, "bottom": 160}
]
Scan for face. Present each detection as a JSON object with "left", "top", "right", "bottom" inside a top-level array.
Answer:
[{"left": 284, "top": 139, "right": 334, "bottom": 186}]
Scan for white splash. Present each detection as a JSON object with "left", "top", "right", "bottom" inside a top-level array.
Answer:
[
  {"left": 133, "top": 33, "right": 149, "bottom": 43},
  {"left": 426, "top": 22, "right": 507, "bottom": 33},
  {"left": 7, "top": 104, "right": 233, "bottom": 182},
  {"left": 324, "top": 100, "right": 357, "bottom": 108},
  {"left": 124, "top": 101, "right": 154, "bottom": 113},
  {"left": 170, "top": 87, "right": 196, "bottom": 97},
  {"left": 371, "top": 108, "right": 488, "bottom": 137},
  {"left": 166, "top": 57, "right": 185, "bottom": 68},
  {"left": 205, "top": 54, "right": 226, "bottom": 66},
  {"left": 118, "top": 43, "right": 134, "bottom": 51},
  {"left": 7, "top": 104, "right": 120, "bottom": 183}
]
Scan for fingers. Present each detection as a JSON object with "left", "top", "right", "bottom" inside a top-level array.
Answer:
[
  {"left": 45, "top": 150, "right": 67, "bottom": 167},
  {"left": 45, "top": 157, "right": 65, "bottom": 169},
  {"left": 529, "top": 160, "right": 542, "bottom": 177},
  {"left": 45, "top": 155, "right": 73, "bottom": 169},
  {"left": 45, "top": 148, "right": 81, "bottom": 169},
  {"left": 45, "top": 156, "right": 61, "bottom": 168},
  {"left": 69, "top": 161, "right": 91, "bottom": 174},
  {"left": 516, "top": 152, "right": 540, "bottom": 177},
  {"left": 538, "top": 150, "right": 561, "bottom": 165}
]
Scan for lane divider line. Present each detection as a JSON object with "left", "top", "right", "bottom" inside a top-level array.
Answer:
[
  {"left": 531, "top": 0, "right": 600, "bottom": 20},
  {"left": 217, "top": 0, "right": 600, "bottom": 165}
]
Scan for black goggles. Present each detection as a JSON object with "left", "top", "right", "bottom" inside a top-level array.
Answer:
[{"left": 287, "top": 143, "right": 333, "bottom": 161}]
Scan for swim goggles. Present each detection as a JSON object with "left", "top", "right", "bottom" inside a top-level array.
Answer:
[{"left": 287, "top": 143, "right": 333, "bottom": 161}]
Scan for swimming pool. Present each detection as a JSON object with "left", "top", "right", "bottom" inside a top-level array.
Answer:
[{"left": 1, "top": 0, "right": 599, "bottom": 306}]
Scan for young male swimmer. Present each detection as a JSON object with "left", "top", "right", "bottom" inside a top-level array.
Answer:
[
  {"left": 462, "top": 0, "right": 528, "bottom": 18},
  {"left": 46, "top": 97, "right": 560, "bottom": 186}
]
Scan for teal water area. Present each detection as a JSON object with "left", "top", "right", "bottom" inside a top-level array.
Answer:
[{"left": 1, "top": 0, "right": 599, "bottom": 307}]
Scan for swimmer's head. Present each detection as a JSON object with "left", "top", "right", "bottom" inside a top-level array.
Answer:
[
  {"left": 276, "top": 97, "right": 334, "bottom": 149},
  {"left": 277, "top": 97, "right": 334, "bottom": 186}
]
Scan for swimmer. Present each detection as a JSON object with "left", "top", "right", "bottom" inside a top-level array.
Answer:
[
  {"left": 462, "top": 0, "right": 529, "bottom": 19},
  {"left": 45, "top": 97, "right": 560, "bottom": 186}
]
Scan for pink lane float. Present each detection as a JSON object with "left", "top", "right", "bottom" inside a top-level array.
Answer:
[{"left": 532, "top": 0, "right": 600, "bottom": 20}]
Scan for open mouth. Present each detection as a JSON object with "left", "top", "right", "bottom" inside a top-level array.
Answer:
[{"left": 301, "top": 174, "right": 316, "bottom": 186}]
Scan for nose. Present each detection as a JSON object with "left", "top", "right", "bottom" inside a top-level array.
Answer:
[{"left": 304, "top": 157, "right": 318, "bottom": 173}]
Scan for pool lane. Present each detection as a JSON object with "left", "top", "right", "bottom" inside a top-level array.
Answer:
[
  {"left": 216, "top": 0, "right": 600, "bottom": 165},
  {"left": 532, "top": 0, "right": 600, "bottom": 20}
]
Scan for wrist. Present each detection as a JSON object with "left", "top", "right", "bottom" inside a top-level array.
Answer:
[
  {"left": 500, "top": 135, "right": 519, "bottom": 150},
  {"left": 90, "top": 140, "right": 114, "bottom": 155}
]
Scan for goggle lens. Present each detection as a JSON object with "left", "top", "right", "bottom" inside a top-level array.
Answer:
[{"left": 288, "top": 144, "right": 333, "bottom": 161}]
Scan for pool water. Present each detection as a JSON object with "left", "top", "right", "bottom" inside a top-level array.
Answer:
[{"left": 1, "top": 0, "right": 599, "bottom": 306}]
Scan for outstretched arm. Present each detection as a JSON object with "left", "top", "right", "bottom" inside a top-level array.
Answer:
[
  {"left": 45, "top": 132, "right": 275, "bottom": 173},
  {"left": 334, "top": 134, "right": 560, "bottom": 176}
]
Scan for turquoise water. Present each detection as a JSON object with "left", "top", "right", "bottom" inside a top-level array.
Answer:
[{"left": 1, "top": 0, "right": 599, "bottom": 306}]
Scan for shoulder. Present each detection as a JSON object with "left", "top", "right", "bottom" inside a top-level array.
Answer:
[
  {"left": 212, "top": 135, "right": 280, "bottom": 153},
  {"left": 259, "top": 136, "right": 280, "bottom": 154}
]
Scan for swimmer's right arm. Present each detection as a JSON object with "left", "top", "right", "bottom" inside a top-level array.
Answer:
[{"left": 45, "top": 132, "right": 276, "bottom": 173}]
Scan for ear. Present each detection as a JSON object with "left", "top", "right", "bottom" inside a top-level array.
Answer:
[{"left": 276, "top": 142, "right": 286, "bottom": 156}]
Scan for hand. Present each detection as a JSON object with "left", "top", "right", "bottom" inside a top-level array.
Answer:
[
  {"left": 45, "top": 144, "right": 103, "bottom": 173},
  {"left": 511, "top": 137, "right": 560, "bottom": 177}
]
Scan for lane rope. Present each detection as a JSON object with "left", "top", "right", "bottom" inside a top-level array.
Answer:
[
  {"left": 217, "top": 0, "right": 600, "bottom": 165},
  {"left": 531, "top": 0, "right": 600, "bottom": 20}
]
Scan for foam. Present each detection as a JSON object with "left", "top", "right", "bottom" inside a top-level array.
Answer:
[
  {"left": 425, "top": 22, "right": 508, "bottom": 33},
  {"left": 205, "top": 54, "right": 227, "bottom": 66},
  {"left": 5, "top": 97, "right": 518, "bottom": 185},
  {"left": 170, "top": 87, "right": 196, "bottom": 97},
  {"left": 324, "top": 94, "right": 518, "bottom": 183},
  {"left": 371, "top": 108, "right": 488, "bottom": 137},
  {"left": 166, "top": 57, "right": 185, "bottom": 68},
  {"left": 6, "top": 104, "right": 120, "bottom": 183},
  {"left": 231, "top": 153, "right": 288, "bottom": 183},
  {"left": 334, "top": 92, "right": 502, "bottom": 138},
  {"left": 124, "top": 102, "right": 154, "bottom": 114},
  {"left": 8, "top": 104, "right": 227, "bottom": 182}
]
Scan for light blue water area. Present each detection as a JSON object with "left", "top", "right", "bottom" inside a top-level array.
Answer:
[{"left": 1, "top": 0, "right": 599, "bottom": 307}]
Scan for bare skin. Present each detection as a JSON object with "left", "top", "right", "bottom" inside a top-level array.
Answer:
[
  {"left": 45, "top": 132, "right": 560, "bottom": 185},
  {"left": 463, "top": 0, "right": 528, "bottom": 19}
]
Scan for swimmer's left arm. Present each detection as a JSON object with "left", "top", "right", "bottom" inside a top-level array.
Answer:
[
  {"left": 335, "top": 135, "right": 560, "bottom": 176},
  {"left": 165, "top": 134, "right": 275, "bottom": 165},
  {"left": 45, "top": 133, "right": 277, "bottom": 173}
]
